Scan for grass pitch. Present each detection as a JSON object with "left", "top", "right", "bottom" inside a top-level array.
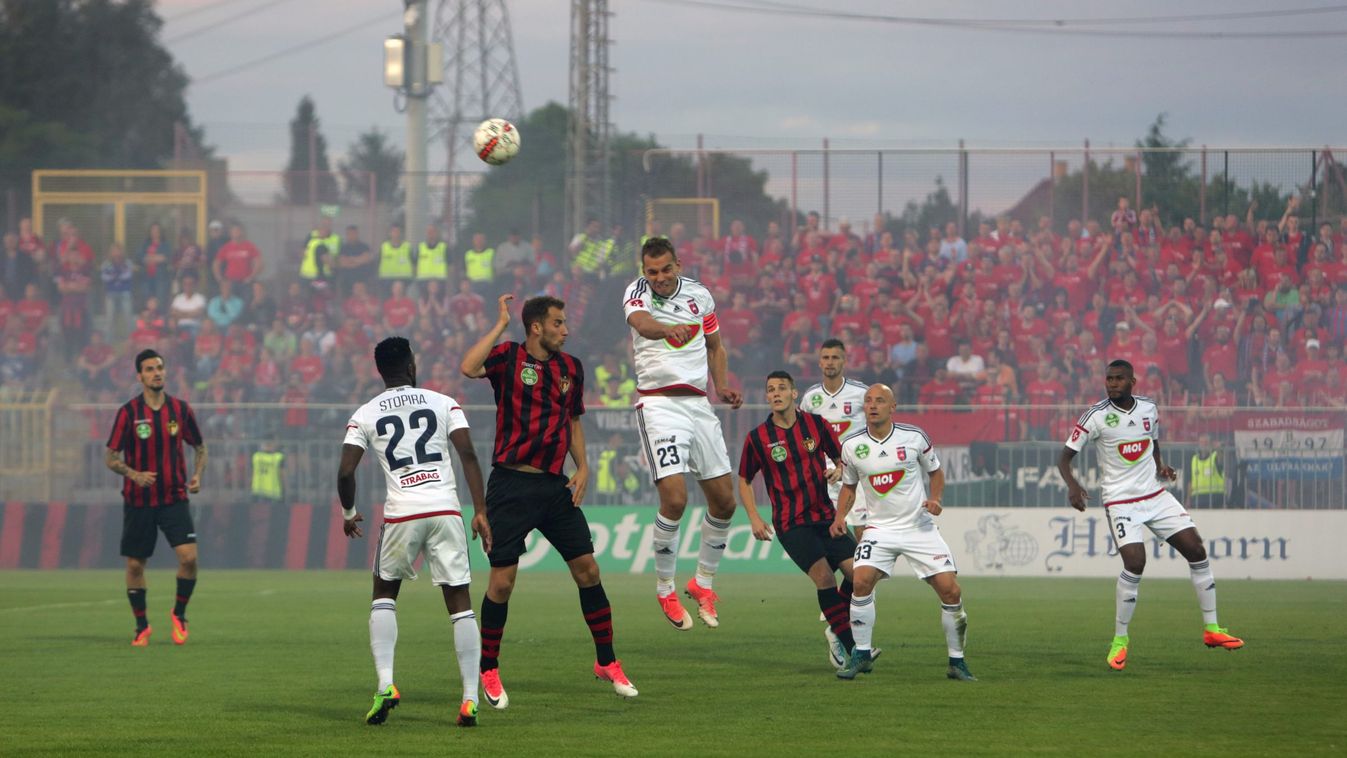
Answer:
[{"left": 1, "top": 571, "right": 1343, "bottom": 756}]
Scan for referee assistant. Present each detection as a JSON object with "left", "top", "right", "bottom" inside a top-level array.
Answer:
[
  {"left": 105, "top": 349, "right": 207, "bottom": 646},
  {"left": 461, "top": 294, "right": 637, "bottom": 707}
]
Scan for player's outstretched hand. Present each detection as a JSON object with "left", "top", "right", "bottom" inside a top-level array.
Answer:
[
  {"left": 923, "top": 499, "right": 943, "bottom": 516},
  {"left": 1157, "top": 464, "right": 1177, "bottom": 482},
  {"left": 343, "top": 512, "right": 364, "bottom": 539},
  {"left": 567, "top": 467, "right": 589, "bottom": 507},
  {"left": 749, "top": 519, "right": 773, "bottom": 542},
  {"left": 718, "top": 386, "right": 743, "bottom": 409},
  {"left": 496, "top": 294, "right": 514, "bottom": 325},
  {"left": 471, "top": 511, "right": 493, "bottom": 553},
  {"left": 1068, "top": 484, "right": 1089, "bottom": 512}
]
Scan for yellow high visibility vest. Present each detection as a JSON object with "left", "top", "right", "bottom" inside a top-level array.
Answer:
[
  {"left": 251, "top": 451, "right": 285, "bottom": 500},
  {"left": 379, "top": 241, "right": 413, "bottom": 279},
  {"left": 301, "top": 232, "right": 340, "bottom": 279},
  {"left": 417, "top": 241, "right": 448, "bottom": 280},
  {"left": 464, "top": 247, "right": 495, "bottom": 282},
  {"left": 1189, "top": 451, "right": 1225, "bottom": 497},
  {"left": 574, "top": 236, "right": 605, "bottom": 273},
  {"left": 597, "top": 449, "right": 618, "bottom": 494}
]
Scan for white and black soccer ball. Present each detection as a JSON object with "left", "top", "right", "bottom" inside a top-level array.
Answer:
[{"left": 472, "top": 118, "right": 520, "bottom": 166}]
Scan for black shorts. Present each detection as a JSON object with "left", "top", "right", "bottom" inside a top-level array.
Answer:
[
  {"left": 778, "top": 522, "right": 857, "bottom": 573},
  {"left": 485, "top": 466, "right": 594, "bottom": 568},
  {"left": 120, "top": 500, "right": 197, "bottom": 560}
]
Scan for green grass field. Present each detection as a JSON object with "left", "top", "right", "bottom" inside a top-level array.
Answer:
[{"left": 2, "top": 571, "right": 1343, "bottom": 756}]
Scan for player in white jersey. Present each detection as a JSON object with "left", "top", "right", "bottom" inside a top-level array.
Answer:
[
  {"left": 800, "top": 339, "right": 870, "bottom": 539},
  {"left": 1058, "top": 359, "right": 1243, "bottom": 671},
  {"left": 337, "top": 337, "right": 491, "bottom": 727},
  {"left": 623, "top": 237, "right": 742, "bottom": 630},
  {"left": 831, "top": 383, "right": 976, "bottom": 682}
]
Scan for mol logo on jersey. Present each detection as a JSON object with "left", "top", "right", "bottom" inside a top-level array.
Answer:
[
  {"left": 1117, "top": 439, "right": 1151, "bottom": 464},
  {"left": 869, "top": 469, "right": 906, "bottom": 495},
  {"left": 665, "top": 323, "right": 702, "bottom": 349}
]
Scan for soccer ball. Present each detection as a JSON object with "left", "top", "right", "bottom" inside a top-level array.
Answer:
[{"left": 473, "top": 118, "right": 520, "bottom": 166}]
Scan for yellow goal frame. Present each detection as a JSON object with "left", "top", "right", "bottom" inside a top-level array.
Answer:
[
  {"left": 645, "top": 197, "right": 720, "bottom": 240},
  {"left": 32, "top": 169, "right": 208, "bottom": 246}
]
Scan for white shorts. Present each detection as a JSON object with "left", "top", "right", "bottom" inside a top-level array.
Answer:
[
  {"left": 1105, "top": 490, "right": 1197, "bottom": 548},
  {"left": 853, "top": 523, "right": 958, "bottom": 580},
  {"left": 636, "top": 394, "right": 733, "bottom": 483},
  {"left": 374, "top": 514, "right": 471, "bottom": 586}
]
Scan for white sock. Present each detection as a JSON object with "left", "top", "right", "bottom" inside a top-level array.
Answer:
[
  {"left": 695, "top": 513, "right": 732, "bottom": 590},
  {"left": 653, "top": 514, "right": 680, "bottom": 596},
  {"left": 451, "top": 609, "right": 480, "bottom": 705},
  {"left": 1115, "top": 571, "right": 1141, "bottom": 637},
  {"left": 370, "top": 598, "right": 398, "bottom": 690},
  {"left": 1188, "top": 560, "right": 1219, "bottom": 626},
  {"left": 941, "top": 602, "right": 968, "bottom": 658},
  {"left": 849, "top": 593, "right": 875, "bottom": 651}
]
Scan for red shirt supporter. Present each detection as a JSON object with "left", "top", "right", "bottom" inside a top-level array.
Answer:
[
  {"left": 851, "top": 276, "right": 881, "bottom": 314},
  {"left": 290, "top": 353, "right": 325, "bottom": 385},
  {"left": 1024, "top": 371, "right": 1068, "bottom": 429},
  {"left": 383, "top": 295, "right": 417, "bottom": 330},
  {"left": 919, "top": 371, "right": 961, "bottom": 406},
  {"left": 194, "top": 329, "right": 222, "bottom": 361},
  {"left": 282, "top": 382, "right": 309, "bottom": 428},
  {"left": 1155, "top": 324, "right": 1191, "bottom": 377},
  {"left": 335, "top": 320, "right": 372, "bottom": 355},
  {"left": 222, "top": 327, "right": 255, "bottom": 356},
  {"left": 215, "top": 238, "right": 261, "bottom": 282},
  {"left": 720, "top": 222, "right": 758, "bottom": 279},
  {"left": 217, "top": 350, "right": 252, "bottom": 378},
  {"left": 9, "top": 330, "right": 37, "bottom": 356},
  {"left": 344, "top": 292, "right": 380, "bottom": 327},
  {"left": 1201, "top": 327, "right": 1239, "bottom": 382},
  {"left": 781, "top": 309, "right": 818, "bottom": 336},
  {"left": 717, "top": 294, "right": 758, "bottom": 346},
  {"left": 972, "top": 381, "right": 1006, "bottom": 406},
  {"left": 16, "top": 293, "right": 49, "bottom": 331},
  {"left": 798, "top": 265, "right": 836, "bottom": 318}
]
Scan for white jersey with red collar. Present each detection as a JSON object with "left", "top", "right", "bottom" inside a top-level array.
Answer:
[
  {"left": 1064, "top": 395, "right": 1163, "bottom": 507},
  {"left": 343, "top": 386, "right": 469, "bottom": 521},
  {"left": 623, "top": 275, "right": 719, "bottom": 395}
]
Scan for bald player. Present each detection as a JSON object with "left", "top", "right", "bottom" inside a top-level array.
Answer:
[{"left": 831, "top": 384, "right": 976, "bottom": 682}]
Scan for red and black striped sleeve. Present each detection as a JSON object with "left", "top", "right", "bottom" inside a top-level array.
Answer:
[
  {"left": 738, "top": 424, "right": 762, "bottom": 483},
  {"left": 483, "top": 341, "right": 512, "bottom": 378},
  {"left": 107, "top": 403, "right": 132, "bottom": 452},
  {"left": 179, "top": 399, "right": 203, "bottom": 446}
]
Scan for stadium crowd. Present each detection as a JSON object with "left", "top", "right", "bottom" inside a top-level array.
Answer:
[{"left": 3, "top": 195, "right": 1347, "bottom": 445}]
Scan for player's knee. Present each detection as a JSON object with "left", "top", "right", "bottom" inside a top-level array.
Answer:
[
  {"left": 570, "top": 561, "right": 601, "bottom": 587},
  {"left": 179, "top": 556, "right": 198, "bottom": 575},
  {"left": 939, "top": 582, "right": 962, "bottom": 605},
  {"left": 1183, "top": 540, "right": 1207, "bottom": 563},
  {"left": 126, "top": 561, "right": 145, "bottom": 579},
  {"left": 488, "top": 572, "right": 516, "bottom": 599}
]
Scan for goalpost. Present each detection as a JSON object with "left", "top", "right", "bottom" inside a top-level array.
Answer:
[{"left": 31, "top": 170, "right": 208, "bottom": 254}]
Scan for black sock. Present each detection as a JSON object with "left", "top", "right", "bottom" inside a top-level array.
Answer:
[
  {"left": 838, "top": 579, "right": 854, "bottom": 602},
  {"left": 127, "top": 588, "right": 148, "bottom": 631},
  {"left": 817, "top": 587, "right": 855, "bottom": 652},
  {"left": 480, "top": 597, "right": 508, "bottom": 672},
  {"left": 174, "top": 577, "right": 196, "bottom": 620},
  {"left": 578, "top": 583, "right": 616, "bottom": 666}
]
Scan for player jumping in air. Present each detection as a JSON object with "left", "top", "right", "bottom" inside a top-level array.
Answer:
[
  {"left": 1058, "top": 359, "right": 1243, "bottom": 671},
  {"left": 833, "top": 384, "right": 976, "bottom": 682},
  {"left": 338, "top": 337, "right": 491, "bottom": 727},
  {"left": 623, "top": 237, "right": 743, "bottom": 630}
]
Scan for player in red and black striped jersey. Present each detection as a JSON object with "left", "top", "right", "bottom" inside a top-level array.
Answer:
[
  {"left": 105, "top": 349, "right": 207, "bottom": 646},
  {"left": 738, "top": 370, "right": 860, "bottom": 672},
  {"left": 461, "top": 294, "right": 637, "bottom": 705}
]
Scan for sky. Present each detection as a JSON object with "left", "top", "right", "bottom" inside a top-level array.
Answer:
[{"left": 160, "top": 0, "right": 1347, "bottom": 218}]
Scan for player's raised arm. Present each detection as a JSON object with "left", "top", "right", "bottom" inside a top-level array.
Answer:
[
  {"left": 337, "top": 443, "right": 366, "bottom": 537},
  {"left": 624, "top": 306, "right": 686, "bottom": 342},
  {"left": 461, "top": 294, "right": 514, "bottom": 378},
  {"left": 1057, "top": 447, "right": 1089, "bottom": 512},
  {"left": 449, "top": 427, "right": 491, "bottom": 552}
]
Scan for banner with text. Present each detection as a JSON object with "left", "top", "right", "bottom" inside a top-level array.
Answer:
[
  {"left": 1234, "top": 412, "right": 1345, "bottom": 480},
  {"left": 515, "top": 506, "right": 1346, "bottom": 580}
]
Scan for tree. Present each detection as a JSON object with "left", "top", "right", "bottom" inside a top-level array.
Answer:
[
  {"left": 0, "top": 0, "right": 207, "bottom": 207},
  {"left": 283, "top": 96, "right": 339, "bottom": 206},
  {"left": 340, "top": 127, "right": 404, "bottom": 209}
]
